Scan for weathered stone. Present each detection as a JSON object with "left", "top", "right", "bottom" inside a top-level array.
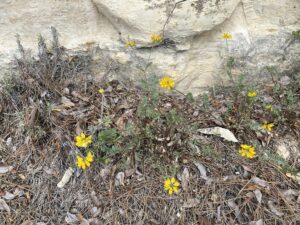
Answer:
[{"left": 0, "top": 0, "right": 300, "bottom": 94}]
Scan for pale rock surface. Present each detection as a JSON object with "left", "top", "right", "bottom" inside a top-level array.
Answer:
[{"left": 0, "top": 0, "right": 300, "bottom": 93}]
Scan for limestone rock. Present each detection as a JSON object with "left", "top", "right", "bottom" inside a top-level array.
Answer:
[{"left": 0, "top": 0, "right": 300, "bottom": 94}]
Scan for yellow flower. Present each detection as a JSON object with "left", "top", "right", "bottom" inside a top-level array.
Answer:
[
  {"left": 75, "top": 133, "right": 92, "bottom": 148},
  {"left": 222, "top": 32, "right": 232, "bottom": 40},
  {"left": 151, "top": 34, "right": 162, "bottom": 43},
  {"left": 159, "top": 77, "right": 175, "bottom": 90},
  {"left": 76, "top": 151, "right": 94, "bottom": 170},
  {"left": 125, "top": 40, "right": 136, "bottom": 48},
  {"left": 239, "top": 144, "right": 256, "bottom": 159},
  {"left": 265, "top": 104, "right": 273, "bottom": 112},
  {"left": 261, "top": 121, "right": 274, "bottom": 132},
  {"left": 76, "top": 155, "right": 87, "bottom": 170},
  {"left": 247, "top": 91, "right": 257, "bottom": 97},
  {"left": 164, "top": 177, "right": 180, "bottom": 195},
  {"left": 98, "top": 88, "right": 105, "bottom": 94},
  {"left": 84, "top": 151, "right": 94, "bottom": 167}
]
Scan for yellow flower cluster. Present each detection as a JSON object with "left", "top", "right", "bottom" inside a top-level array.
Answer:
[
  {"left": 247, "top": 91, "right": 257, "bottom": 97},
  {"left": 151, "top": 34, "right": 162, "bottom": 43},
  {"left": 159, "top": 77, "right": 175, "bottom": 90},
  {"left": 125, "top": 40, "right": 136, "bottom": 48},
  {"left": 75, "top": 133, "right": 92, "bottom": 148},
  {"left": 262, "top": 121, "right": 274, "bottom": 132},
  {"left": 164, "top": 177, "right": 180, "bottom": 195},
  {"left": 239, "top": 144, "right": 256, "bottom": 159},
  {"left": 76, "top": 151, "right": 94, "bottom": 170},
  {"left": 222, "top": 32, "right": 232, "bottom": 40}
]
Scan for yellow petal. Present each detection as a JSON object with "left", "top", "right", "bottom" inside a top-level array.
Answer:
[
  {"left": 168, "top": 188, "right": 173, "bottom": 195},
  {"left": 173, "top": 187, "right": 179, "bottom": 193},
  {"left": 174, "top": 181, "right": 180, "bottom": 187}
]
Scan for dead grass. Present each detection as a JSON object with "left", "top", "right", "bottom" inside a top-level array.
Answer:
[{"left": 0, "top": 29, "right": 300, "bottom": 225}]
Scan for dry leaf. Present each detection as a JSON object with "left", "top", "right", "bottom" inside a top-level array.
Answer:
[
  {"left": 57, "top": 167, "right": 74, "bottom": 188},
  {"left": 3, "top": 192, "right": 15, "bottom": 200},
  {"left": 182, "top": 198, "right": 200, "bottom": 208},
  {"left": 0, "top": 199, "right": 10, "bottom": 215},
  {"left": 194, "top": 161, "right": 208, "bottom": 178},
  {"left": 0, "top": 166, "right": 13, "bottom": 174},
  {"left": 198, "top": 127, "right": 238, "bottom": 142},
  {"left": 249, "top": 219, "right": 263, "bottom": 225},
  {"left": 254, "top": 189, "right": 262, "bottom": 204},
  {"left": 115, "top": 172, "right": 125, "bottom": 186},
  {"left": 65, "top": 212, "right": 79, "bottom": 224},
  {"left": 267, "top": 201, "right": 284, "bottom": 217},
  {"left": 251, "top": 177, "right": 270, "bottom": 190},
  {"left": 181, "top": 167, "right": 189, "bottom": 191},
  {"left": 61, "top": 96, "right": 75, "bottom": 108},
  {"left": 281, "top": 189, "right": 299, "bottom": 202}
]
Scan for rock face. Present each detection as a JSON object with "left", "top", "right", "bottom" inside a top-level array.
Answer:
[{"left": 1, "top": 0, "right": 300, "bottom": 93}]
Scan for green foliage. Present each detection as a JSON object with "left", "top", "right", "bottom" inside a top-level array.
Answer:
[
  {"left": 263, "top": 151, "right": 297, "bottom": 174},
  {"left": 201, "top": 146, "right": 223, "bottom": 161},
  {"left": 285, "top": 89, "right": 298, "bottom": 107},
  {"left": 137, "top": 96, "right": 160, "bottom": 120},
  {"left": 98, "top": 128, "right": 119, "bottom": 144},
  {"left": 292, "top": 30, "right": 300, "bottom": 40},
  {"left": 165, "top": 109, "right": 183, "bottom": 126},
  {"left": 202, "top": 93, "right": 211, "bottom": 111},
  {"left": 185, "top": 92, "right": 195, "bottom": 103}
]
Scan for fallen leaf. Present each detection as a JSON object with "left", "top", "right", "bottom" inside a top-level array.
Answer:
[
  {"left": 249, "top": 219, "right": 263, "bottom": 225},
  {"left": 181, "top": 167, "right": 189, "bottom": 191},
  {"left": 3, "top": 192, "right": 15, "bottom": 200},
  {"left": 0, "top": 199, "right": 10, "bottom": 215},
  {"left": 198, "top": 127, "right": 238, "bottom": 142},
  {"left": 194, "top": 161, "right": 208, "bottom": 178},
  {"left": 182, "top": 198, "right": 200, "bottom": 208},
  {"left": 61, "top": 96, "right": 75, "bottom": 108},
  {"left": 251, "top": 177, "right": 270, "bottom": 190},
  {"left": 115, "top": 172, "right": 125, "bottom": 186},
  {"left": 90, "top": 191, "right": 101, "bottom": 207},
  {"left": 281, "top": 189, "right": 299, "bottom": 202},
  {"left": 267, "top": 201, "right": 284, "bottom": 217},
  {"left": 65, "top": 212, "right": 79, "bottom": 224},
  {"left": 254, "top": 189, "right": 262, "bottom": 204},
  {"left": 0, "top": 166, "right": 13, "bottom": 174},
  {"left": 57, "top": 167, "right": 74, "bottom": 188}
]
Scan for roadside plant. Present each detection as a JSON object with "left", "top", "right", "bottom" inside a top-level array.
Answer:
[
  {"left": 76, "top": 151, "right": 94, "bottom": 170},
  {"left": 75, "top": 133, "right": 92, "bottom": 148},
  {"left": 151, "top": 34, "right": 162, "bottom": 43},
  {"left": 239, "top": 144, "right": 256, "bottom": 159},
  {"left": 164, "top": 177, "right": 180, "bottom": 195},
  {"left": 159, "top": 76, "right": 175, "bottom": 90},
  {"left": 261, "top": 121, "right": 274, "bottom": 132}
]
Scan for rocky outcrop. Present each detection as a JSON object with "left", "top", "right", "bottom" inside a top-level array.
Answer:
[{"left": 0, "top": 0, "right": 300, "bottom": 93}]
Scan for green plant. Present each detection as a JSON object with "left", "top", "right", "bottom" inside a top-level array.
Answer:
[
  {"left": 263, "top": 151, "right": 297, "bottom": 174},
  {"left": 292, "top": 30, "right": 300, "bottom": 40}
]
